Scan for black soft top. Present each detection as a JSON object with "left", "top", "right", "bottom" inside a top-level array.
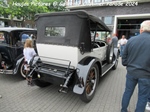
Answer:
[
  {"left": 35, "top": 10, "right": 111, "bottom": 52},
  {"left": 35, "top": 10, "right": 110, "bottom": 32}
]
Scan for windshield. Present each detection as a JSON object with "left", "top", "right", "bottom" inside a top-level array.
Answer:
[{"left": 0, "top": 32, "right": 9, "bottom": 44}]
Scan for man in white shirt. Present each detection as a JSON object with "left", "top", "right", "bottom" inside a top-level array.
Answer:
[{"left": 119, "top": 35, "right": 127, "bottom": 57}]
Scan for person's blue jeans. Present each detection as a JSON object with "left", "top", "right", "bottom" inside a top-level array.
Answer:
[
  {"left": 120, "top": 45, "right": 125, "bottom": 57},
  {"left": 121, "top": 74, "right": 150, "bottom": 112}
]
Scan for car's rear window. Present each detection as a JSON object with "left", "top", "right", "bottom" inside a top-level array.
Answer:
[{"left": 45, "top": 26, "right": 65, "bottom": 37}]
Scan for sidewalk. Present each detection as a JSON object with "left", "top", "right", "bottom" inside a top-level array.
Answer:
[{"left": 0, "top": 58, "right": 142, "bottom": 112}]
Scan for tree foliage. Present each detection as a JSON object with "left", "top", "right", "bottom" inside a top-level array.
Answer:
[{"left": 0, "top": 0, "right": 66, "bottom": 20}]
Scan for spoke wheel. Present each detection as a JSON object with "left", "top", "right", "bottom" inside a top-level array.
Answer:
[
  {"left": 20, "top": 63, "right": 26, "bottom": 78},
  {"left": 17, "top": 60, "right": 26, "bottom": 79},
  {"left": 80, "top": 64, "right": 99, "bottom": 103}
]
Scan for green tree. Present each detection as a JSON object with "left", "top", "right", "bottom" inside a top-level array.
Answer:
[
  {"left": 0, "top": 0, "right": 66, "bottom": 26},
  {"left": 0, "top": 0, "right": 49, "bottom": 26}
]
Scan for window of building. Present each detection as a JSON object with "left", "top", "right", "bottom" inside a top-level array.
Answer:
[
  {"left": 74, "top": 0, "right": 81, "bottom": 5},
  {"left": 84, "top": 0, "right": 91, "bottom": 4},
  {"left": 104, "top": 16, "right": 113, "bottom": 25},
  {"left": 94, "top": 0, "right": 102, "bottom": 3},
  {"left": 15, "top": 22, "right": 22, "bottom": 27},
  {"left": 26, "top": 24, "right": 31, "bottom": 28},
  {"left": 68, "top": 0, "right": 72, "bottom": 5},
  {"left": 26, "top": 15, "right": 32, "bottom": 20},
  {"left": 104, "top": 0, "right": 112, "bottom": 2},
  {"left": 4, "top": 14, "right": 8, "bottom": 18}
]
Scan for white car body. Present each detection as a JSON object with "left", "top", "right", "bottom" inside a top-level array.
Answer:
[{"left": 36, "top": 42, "right": 107, "bottom": 68}]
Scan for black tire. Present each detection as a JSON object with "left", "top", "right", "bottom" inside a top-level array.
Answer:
[
  {"left": 106, "top": 43, "right": 114, "bottom": 64},
  {"left": 80, "top": 64, "right": 99, "bottom": 103},
  {"left": 33, "top": 79, "right": 50, "bottom": 87}
]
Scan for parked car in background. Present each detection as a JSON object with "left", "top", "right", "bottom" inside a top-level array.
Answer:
[
  {"left": 0, "top": 27, "right": 36, "bottom": 78},
  {"left": 29, "top": 10, "right": 119, "bottom": 103}
]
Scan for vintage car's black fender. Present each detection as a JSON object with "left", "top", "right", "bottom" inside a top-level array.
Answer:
[
  {"left": 73, "top": 57, "right": 102, "bottom": 94},
  {"left": 13, "top": 56, "right": 24, "bottom": 75},
  {"left": 112, "top": 48, "right": 120, "bottom": 70}
]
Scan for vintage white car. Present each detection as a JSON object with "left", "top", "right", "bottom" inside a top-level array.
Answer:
[{"left": 29, "top": 10, "right": 119, "bottom": 103}]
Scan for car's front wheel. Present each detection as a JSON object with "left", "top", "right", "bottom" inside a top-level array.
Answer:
[{"left": 80, "top": 64, "right": 99, "bottom": 103}]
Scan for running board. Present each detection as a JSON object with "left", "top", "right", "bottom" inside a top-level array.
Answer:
[{"left": 101, "top": 63, "right": 114, "bottom": 76}]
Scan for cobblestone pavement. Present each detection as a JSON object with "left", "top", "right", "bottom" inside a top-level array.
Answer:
[{"left": 0, "top": 58, "right": 148, "bottom": 112}]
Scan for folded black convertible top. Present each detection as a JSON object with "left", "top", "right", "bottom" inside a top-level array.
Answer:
[{"left": 35, "top": 10, "right": 111, "bottom": 32}]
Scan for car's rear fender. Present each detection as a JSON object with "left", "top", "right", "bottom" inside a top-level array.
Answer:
[{"left": 73, "top": 57, "right": 102, "bottom": 94}]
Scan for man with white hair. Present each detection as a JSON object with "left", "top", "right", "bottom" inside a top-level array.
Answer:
[{"left": 121, "top": 20, "right": 150, "bottom": 112}]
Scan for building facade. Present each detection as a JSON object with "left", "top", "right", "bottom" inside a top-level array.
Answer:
[
  {"left": 0, "top": 0, "right": 35, "bottom": 28},
  {"left": 66, "top": 0, "right": 150, "bottom": 39},
  {"left": 0, "top": 15, "right": 35, "bottom": 28}
]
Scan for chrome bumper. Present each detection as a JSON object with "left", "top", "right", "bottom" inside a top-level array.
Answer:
[{"left": 0, "top": 69, "right": 13, "bottom": 74}]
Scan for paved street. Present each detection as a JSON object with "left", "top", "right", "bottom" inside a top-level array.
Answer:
[{"left": 0, "top": 58, "right": 147, "bottom": 112}]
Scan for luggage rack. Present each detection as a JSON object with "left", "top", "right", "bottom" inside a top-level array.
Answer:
[
  {"left": 29, "top": 56, "right": 76, "bottom": 93},
  {"left": 31, "top": 56, "right": 75, "bottom": 78}
]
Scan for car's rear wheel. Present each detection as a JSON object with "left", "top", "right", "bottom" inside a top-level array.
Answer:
[
  {"left": 80, "top": 64, "right": 99, "bottom": 103},
  {"left": 33, "top": 79, "right": 51, "bottom": 87},
  {"left": 31, "top": 72, "right": 51, "bottom": 87}
]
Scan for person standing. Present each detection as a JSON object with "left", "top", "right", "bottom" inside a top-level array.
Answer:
[
  {"left": 23, "top": 39, "right": 36, "bottom": 86},
  {"left": 95, "top": 33, "right": 101, "bottom": 40},
  {"left": 112, "top": 33, "right": 118, "bottom": 48},
  {"left": 119, "top": 35, "right": 127, "bottom": 57},
  {"left": 121, "top": 20, "right": 150, "bottom": 112}
]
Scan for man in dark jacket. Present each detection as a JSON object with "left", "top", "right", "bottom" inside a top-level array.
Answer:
[
  {"left": 121, "top": 20, "right": 150, "bottom": 112},
  {"left": 112, "top": 33, "right": 118, "bottom": 48}
]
